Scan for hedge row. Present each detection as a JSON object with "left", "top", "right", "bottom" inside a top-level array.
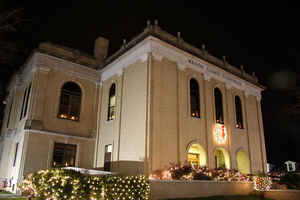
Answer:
[{"left": 19, "top": 168, "right": 150, "bottom": 200}]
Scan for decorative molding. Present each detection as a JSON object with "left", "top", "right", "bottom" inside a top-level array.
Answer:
[
  {"left": 225, "top": 83, "right": 232, "bottom": 90},
  {"left": 100, "top": 36, "right": 263, "bottom": 98},
  {"left": 204, "top": 74, "right": 211, "bottom": 81},
  {"left": 101, "top": 39, "right": 152, "bottom": 81},
  {"left": 26, "top": 129, "right": 95, "bottom": 141},
  {"left": 139, "top": 53, "right": 148, "bottom": 62},
  {"left": 177, "top": 63, "right": 186, "bottom": 71},
  {"left": 152, "top": 52, "right": 163, "bottom": 61}
]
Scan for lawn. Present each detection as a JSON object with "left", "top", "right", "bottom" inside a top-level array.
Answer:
[{"left": 166, "top": 195, "right": 273, "bottom": 200}]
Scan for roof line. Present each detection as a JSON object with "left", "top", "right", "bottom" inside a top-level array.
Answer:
[{"left": 102, "top": 23, "right": 265, "bottom": 89}]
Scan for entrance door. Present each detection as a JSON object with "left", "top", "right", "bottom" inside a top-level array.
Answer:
[
  {"left": 215, "top": 149, "right": 226, "bottom": 168},
  {"left": 187, "top": 143, "right": 207, "bottom": 167},
  {"left": 188, "top": 153, "right": 200, "bottom": 167},
  {"left": 104, "top": 144, "right": 112, "bottom": 171}
]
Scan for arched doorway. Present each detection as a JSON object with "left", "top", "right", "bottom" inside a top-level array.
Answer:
[
  {"left": 215, "top": 148, "right": 230, "bottom": 169},
  {"left": 236, "top": 150, "right": 250, "bottom": 174},
  {"left": 187, "top": 144, "right": 206, "bottom": 167}
]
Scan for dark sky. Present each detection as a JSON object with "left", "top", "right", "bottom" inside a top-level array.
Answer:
[{"left": 1, "top": 1, "right": 300, "bottom": 165}]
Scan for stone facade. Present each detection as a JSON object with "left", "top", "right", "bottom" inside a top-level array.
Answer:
[{"left": 0, "top": 23, "right": 267, "bottom": 192}]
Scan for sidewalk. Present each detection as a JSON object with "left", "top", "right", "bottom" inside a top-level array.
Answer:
[{"left": 0, "top": 193, "right": 25, "bottom": 199}]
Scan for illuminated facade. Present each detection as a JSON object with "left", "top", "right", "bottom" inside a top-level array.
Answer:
[{"left": 0, "top": 22, "right": 267, "bottom": 191}]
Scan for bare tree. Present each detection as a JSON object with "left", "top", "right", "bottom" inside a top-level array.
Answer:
[{"left": 0, "top": 8, "right": 25, "bottom": 32}]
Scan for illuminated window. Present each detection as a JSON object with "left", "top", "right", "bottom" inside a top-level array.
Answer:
[
  {"left": 190, "top": 78, "right": 200, "bottom": 118},
  {"left": 235, "top": 96, "right": 244, "bottom": 129},
  {"left": 107, "top": 83, "right": 116, "bottom": 121},
  {"left": 58, "top": 82, "right": 81, "bottom": 121},
  {"left": 214, "top": 88, "right": 224, "bottom": 124},
  {"left": 52, "top": 143, "right": 76, "bottom": 167},
  {"left": 104, "top": 144, "right": 112, "bottom": 171}
]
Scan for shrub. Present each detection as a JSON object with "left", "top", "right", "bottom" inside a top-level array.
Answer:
[
  {"left": 20, "top": 168, "right": 88, "bottom": 200},
  {"left": 170, "top": 164, "right": 193, "bottom": 180},
  {"left": 193, "top": 172, "right": 212, "bottom": 180},
  {"left": 279, "top": 173, "right": 300, "bottom": 189},
  {"left": 105, "top": 175, "right": 150, "bottom": 200},
  {"left": 253, "top": 172, "right": 272, "bottom": 191},
  {"left": 19, "top": 168, "right": 150, "bottom": 200}
]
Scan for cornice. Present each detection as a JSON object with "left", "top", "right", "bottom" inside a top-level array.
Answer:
[
  {"left": 101, "top": 36, "right": 263, "bottom": 100},
  {"left": 100, "top": 38, "right": 152, "bottom": 81}
]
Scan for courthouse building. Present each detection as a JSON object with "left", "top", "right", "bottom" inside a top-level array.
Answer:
[{"left": 0, "top": 22, "right": 267, "bottom": 191}]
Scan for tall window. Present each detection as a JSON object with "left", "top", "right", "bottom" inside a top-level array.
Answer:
[
  {"left": 104, "top": 144, "right": 112, "bottom": 171},
  {"left": 190, "top": 78, "right": 200, "bottom": 118},
  {"left": 23, "top": 83, "right": 32, "bottom": 118},
  {"left": 19, "top": 88, "right": 27, "bottom": 120},
  {"left": 52, "top": 143, "right": 77, "bottom": 167},
  {"left": 58, "top": 82, "right": 82, "bottom": 121},
  {"left": 107, "top": 83, "right": 116, "bottom": 121},
  {"left": 235, "top": 96, "right": 244, "bottom": 129},
  {"left": 20, "top": 83, "right": 32, "bottom": 120},
  {"left": 13, "top": 143, "right": 19, "bottom": 167},
  {"left": 7, "top": 98, "right": 14, "bottom": 128},
  {"left": 214, "top": 88, "right": 224, "bottom": 124}
]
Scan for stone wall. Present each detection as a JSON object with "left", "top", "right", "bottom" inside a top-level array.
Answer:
[{"left": 150, "top": 180, "right": 254, "bottom": 199}]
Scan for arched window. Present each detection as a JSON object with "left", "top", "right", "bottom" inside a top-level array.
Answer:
[
  {"left": 107, "top": 83, "right": 116, "bottom": 121},
  {"left": 190, "top": 78, "right": 200, "bottom": 118},
  {"left": 58, "top": 82, "right": 82, "bottom": 121},
  {"left": 235, "top": 96, "right": 244, "bottom": 129},
  {"left": 214, "top": 88, "right": 224, "bottom": 124}
]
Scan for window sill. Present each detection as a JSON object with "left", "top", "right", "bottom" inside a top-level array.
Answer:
[
  {"left": 57, "top": 117, "right": 80, "bottom": 122},
  {"left": 105, "top": 119, "right": 115, "bottom": 124}
]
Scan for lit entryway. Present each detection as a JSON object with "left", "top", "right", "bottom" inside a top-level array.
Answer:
[
  {"left": 187, "top": 143, "right": 206, "bottom": 167},
  {"left": 215, "top": 147, "right": 230, "bottom": 169}
]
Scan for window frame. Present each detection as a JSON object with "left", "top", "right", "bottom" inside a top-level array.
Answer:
[
  {"left": 52, "top": 142, "right": 77, "bottom": 167},
  {"left": 13, "top": 142, "right": 19, "bottom": 167},
  {"left": 189, "top": 78, "right": 200, "bottom": 118},
  {"left": 107, "top": 83, "right": 116, "bottom": 121},
  {"left": 57, "top": 82, "right": 82, "bottom": 122},
  {"left": 234, "top": 95, "right": 244, "bottom": 129},
  {"left": 214, "top": 87, "right": 224, "bottom": 124}
]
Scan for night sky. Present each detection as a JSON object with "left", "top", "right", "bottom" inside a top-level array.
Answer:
[{"left": 1, "top": 1, "right": 299, "bottom": 165}]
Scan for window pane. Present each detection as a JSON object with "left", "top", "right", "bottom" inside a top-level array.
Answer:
[
  {"left": 235, "top": 96, "right": 243, "bottom": 129},
  {"left": 107, "top": 84, "right": 116, "bottom": 121},
  {"left": 23, "top": 83, "right": 32, "bottom": 118},
  {"left": 190, "top": 79, "right": 200, "bottom": 118},
  {"left": 52, "top": 143, "right": 76, "bottom": 167},
  {"left": 214, "top": 88, "right": 224, "bottom": 124},
  {"left": 58, "top": 82, "right": 81, "bottom": 121}
]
